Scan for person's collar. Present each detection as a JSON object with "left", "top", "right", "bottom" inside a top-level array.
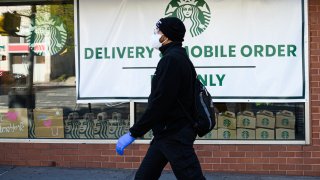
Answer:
[{"left": 159, "top": 41, "right": 182, "bottom": 55}]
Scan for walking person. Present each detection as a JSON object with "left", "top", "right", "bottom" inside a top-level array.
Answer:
[{"left": 116, "top": 17, "right": 205, "bottom": 180}]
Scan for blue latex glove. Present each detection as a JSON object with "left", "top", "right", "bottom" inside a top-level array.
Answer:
[{"left": 116, "top": 132, "right": 136, "bottom": 155}]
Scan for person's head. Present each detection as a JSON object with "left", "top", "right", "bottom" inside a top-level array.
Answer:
[{"left": 151, "top": 17, "right": 186, "bottom": 49}]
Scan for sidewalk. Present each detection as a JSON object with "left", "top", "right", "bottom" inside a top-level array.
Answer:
[{"left": 0, "top": 166, "right": 319, "bottom": 180}]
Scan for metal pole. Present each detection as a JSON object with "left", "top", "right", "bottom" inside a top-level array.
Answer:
[
  {"left": 88, "top": 103, "right": 92, "bottom": 113},
  {"left": 27, "top": 5, "right": 36, "bottom": 104}
]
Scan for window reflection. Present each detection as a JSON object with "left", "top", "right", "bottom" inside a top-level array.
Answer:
[{"left": 61, "top": 103, "right": 130, "bottom": 139}]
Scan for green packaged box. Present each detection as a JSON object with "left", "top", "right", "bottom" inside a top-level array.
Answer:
[
  {"left": 237, "top": 128, "right": 255, "bottom": 140},
  {"left": 197, "top": 130, "right": 218, "bottom": 139},
  {"left": 256, "top": 110, "right": 275, "bottom": 129},
  {"left": 218, "top": 128, "right": 236, "bottom": 139},
  {"left": 256, "top": 128, "right": 275, "bottom": 140},
  {"left": 276, "top": 110, "right": 295, "bottom": 129},
  {"left": 276, "top": 128, "right": 295, "bottom": 140},
  {"left": 237, "top": 111, "right": 256, "bottom": 129},
  {"left": 218, "top": 111, "right": 236, "bottom": 130}
]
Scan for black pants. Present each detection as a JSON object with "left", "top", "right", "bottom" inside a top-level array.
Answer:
[{"left": 134, "top": 129, "right": 205, "bottom": 180}]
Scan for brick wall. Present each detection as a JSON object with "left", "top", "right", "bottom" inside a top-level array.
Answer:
[
  {"left": 0, "top": 143, "right": 320, "bottom": 176},
  {"left": 0, "top": 0, "right": 320, "bottom": 177}
]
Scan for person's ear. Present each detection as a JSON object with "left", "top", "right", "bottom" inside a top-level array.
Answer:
[{"left": 160, "top": 34, "right": 169, "bottom": 43}]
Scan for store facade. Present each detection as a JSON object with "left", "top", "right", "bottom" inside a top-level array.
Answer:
[{"left": 0, "top": 0, "right": 319, "bottom": 176}]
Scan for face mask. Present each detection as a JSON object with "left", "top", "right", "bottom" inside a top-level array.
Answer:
[{"left": 150, "top": 33, "right": 162, "bottom": 50}]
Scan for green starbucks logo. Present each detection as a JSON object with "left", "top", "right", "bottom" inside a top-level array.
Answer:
[
  {"left": 241, "top": 131, "right": 250, "bottom": 139},
  {"left": 281, "top": 118, "right": 289, "bottom": 126},
  {"left": 261, "top": 131, "right": 269, "bottom": 139},
  {"left": 281, "top": 131, "right": 289, "bottom": 139},
  {"left": 165, "top": 0, "right": 211, "bottom": 37},
  {"left": 242, "top": 118, "right": 251, "bottom": 127},
  {"left": 223, "top": 131, "right": 231, "bottom": 139},
  {"left": 223, "top": 119, "right": 231, "bottom": 127},
  {"left": 262, "top": 118, "right": 269, "bottom": 126},
  {"left": 26, "top": 13, "right": 67, "bottom": 56}
]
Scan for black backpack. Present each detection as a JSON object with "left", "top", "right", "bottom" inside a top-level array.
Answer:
[{"left": 178, "top": 62, "right": 216, "bottom": 137}]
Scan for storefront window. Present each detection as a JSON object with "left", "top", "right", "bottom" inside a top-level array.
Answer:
[
  {"left": 0, "top": 1, "right": 308, "bottom": 144},
  {"left": 135, "top": 102, "right": 305, "bottom": 141},
  {"left": 0, "top": 2, "right": 131, "bottom": 140}
]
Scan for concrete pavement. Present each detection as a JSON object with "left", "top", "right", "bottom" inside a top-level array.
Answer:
[{"left": 0, "top": 166, "right": 319, "bottom": 180}]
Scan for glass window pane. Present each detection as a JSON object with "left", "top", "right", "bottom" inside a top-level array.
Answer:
[
  {"left": 134, "top": 102, "right": 153, "bottom": 139},
  {"left": 134, "top": 102, "right": 305, "bottom": 141},
  {"left": 0, "top": 2, "right": 307, "bottom": 143},
  {"left": 62, "top": 103, "right": 130, "bottom": 139}
]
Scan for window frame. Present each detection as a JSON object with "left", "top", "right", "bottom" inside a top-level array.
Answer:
[{"left": 0, "top": 0, "right": 310, "bottom": 145}]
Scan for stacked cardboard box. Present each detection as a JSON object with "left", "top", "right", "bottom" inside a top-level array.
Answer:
[
  {"left": 275, "top": 110, "right": 295, "bottom": 140},
  {"left": 218, "top": 128, "right": 236, "bottom": 139},
  {"left": 198, "top": 129, "right": 218, "bottom": 139},
  {"left": 256, "top": 128, "right": 275, "bottom": 140},
  {"left": 236, "top": 111, "right": 256, "bottom": 140},
  {"left": 237, "top": 128, "right": 255, "bottom": 140},
  {"left": 276, "top": 110, "right": 295, "bottom": 129},
  {"left": 0, "top": 108, "right": 28, "bottom": 138},
  {"left": 217, "top": 111, "right": 236, "bottom": 139},
  {"left": 256, "top": 110, "right": 275, "bottom": 140},
  {"left": 34, "top": 108, "right": 64, "bottom": 138},
  {"left": 276, "top": 128, "right": 295, "bottom": 140}
]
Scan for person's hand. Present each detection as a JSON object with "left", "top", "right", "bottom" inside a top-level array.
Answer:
[{"left": 116, "top": 132, "right": 136, "bottom": 155}]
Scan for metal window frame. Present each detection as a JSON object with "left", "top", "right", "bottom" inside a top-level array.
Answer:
[{"left": 0, "top": 0, "right": 72, "bottom": 6}]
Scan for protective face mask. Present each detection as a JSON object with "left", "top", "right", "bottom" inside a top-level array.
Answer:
[{"left": 150, "top": 33, "right": 163, "bottom": 50}]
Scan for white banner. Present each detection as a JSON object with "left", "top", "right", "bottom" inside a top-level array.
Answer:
[{"left": 75, "top": 0, "right": 306, "bottom": 103}]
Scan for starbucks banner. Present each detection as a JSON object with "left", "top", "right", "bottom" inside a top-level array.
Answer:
[{"left": 75, "top": 0, "right": 306, "bottom": 102}]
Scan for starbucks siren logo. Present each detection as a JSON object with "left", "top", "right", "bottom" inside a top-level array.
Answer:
[
  {"left": 281, "top": 118, "right": 289, "bottom": 126},
  {"left": 223, "top": 119, "right": 231, "bottom": 128},
  {"left": 262, "top": 118, "right": 270, "bottom": 126},
  {"left": 165, "top": 0, "right": 211, "bottom": 37},
  {"left": 26, "top": 13, "right": 67, "bottom": 56},
  {"left": 242, "top": 118, "right": 251, "bottom": 127},
  {"left": 241, "top": 131, "right": 250, "bottom": 139},
  {"left": 223, "top": 131, "right": 231, "bottom": 139},
  {"left": 261, "top": 131, "right": 269, "bottom": 139},
  {"left": 281, "top": 131, "right": 289, "bottom": 139}
]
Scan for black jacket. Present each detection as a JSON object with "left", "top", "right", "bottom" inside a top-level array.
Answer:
[{"left": 129, "top": 42, "right": 196, "bottom": 142}]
